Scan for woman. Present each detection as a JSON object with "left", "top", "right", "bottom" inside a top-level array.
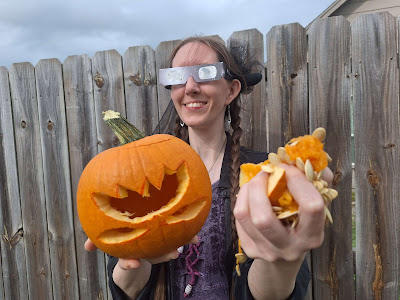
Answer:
[{"left": 86, "top": 36, "right": 330, "bottom": 299}]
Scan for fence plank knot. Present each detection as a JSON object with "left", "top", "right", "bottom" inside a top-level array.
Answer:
[
  {"left": 2, "top": 226, "right": 24, "bottom": 249},
  {"left": 94, "top": 72, "right": 104, "bottom": 87},
  {"left": 128, "top": 71, "right": 142, "bottom": 86},
  {"left": 383, "top": 143, "right": 395, "bottom": 149},
  {"left": 367, "top": 159, "right": 379, "bottom": 190},
  {"left": 333, "top": 171, "right": 342, "bottom": 187},
  {"left": 367, "top": 168, "right": 379, "bottom": 190}
]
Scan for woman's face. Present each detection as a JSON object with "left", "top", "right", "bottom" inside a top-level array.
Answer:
[{"left": 170, "top": 42, "right": 240, "bottom": 130}]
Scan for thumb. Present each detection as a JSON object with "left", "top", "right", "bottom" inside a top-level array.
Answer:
[
  {"left": 84, "top": 239, "right": 97, "bottom": 252},
  {"left": 118, "top": 258, "right": 142, "bottom": 270}
]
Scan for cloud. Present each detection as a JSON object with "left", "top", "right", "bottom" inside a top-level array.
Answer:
[{"left": 0, "top": 0, "right": 334, "bottom": 68}]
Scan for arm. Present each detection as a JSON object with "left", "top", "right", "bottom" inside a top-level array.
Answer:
[
  {"left": 108, "top": 257, "right": 153, "bottom": 299},
  {"left": 234, "top": 165, "right": 331, "bottom": 299},
  {"left": 234, "top": 258, "right": 310, "bottom": 300},
  {"left": 247, "top": 257, "right": 305, "bottom": 300},
  {"left": 85, "top": 239, "right": 155, "bottom": 299}
]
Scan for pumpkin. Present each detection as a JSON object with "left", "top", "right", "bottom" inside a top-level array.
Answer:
[{"left": 77, "top": 111, "right": 212, "bottom": 259}]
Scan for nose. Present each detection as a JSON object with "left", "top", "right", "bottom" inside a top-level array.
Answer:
[{"left": 185, "top": 76, "right": 200, "bottom": 95}]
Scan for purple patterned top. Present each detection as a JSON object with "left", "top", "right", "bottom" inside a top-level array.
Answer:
[{"left": 170, "top": 180, "right": 230, "bottom": 299}]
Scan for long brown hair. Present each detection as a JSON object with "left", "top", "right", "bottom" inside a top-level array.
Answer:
[{"left": 155, "top": 36, "right": 249, "bottom": 300}]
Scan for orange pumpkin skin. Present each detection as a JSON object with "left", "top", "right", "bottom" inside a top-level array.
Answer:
[{"left": 77, "top": 134, "right": 212, "bottom": 259}]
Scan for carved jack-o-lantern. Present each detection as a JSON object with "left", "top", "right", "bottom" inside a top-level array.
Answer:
[{"left": 77, "top": 113, "right": 212, "bottom": 259}]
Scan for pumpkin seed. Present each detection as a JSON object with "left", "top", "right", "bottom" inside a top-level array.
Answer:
[
  {"left": 320, "top": 179, "right": 328, "bottom": 188},
  {"left": 312, "top": 127, "right": 326, "bottom": 141},
  {"left": 268, "top": 153, "right": 281, "bottom": 166},
  {"left": 277, "top": 210, "right": 299, "bottom": 219},
  {"left": 317, "top": 169, "right": 324, "bottom": 180},
  {"left": 235, "top": 253, "right": 247, "bottom": 263},
  {"left": 325, "top": 206, "right": 333, "bottom": 224},
  {"left": 284, "top": 153, "right": 293, "bottom": 164},
  {"left": 327, "top": 188, "right": 338, "bottom": 200},
  {"left": 305, "top": 159, "right": 314, "bottom": 182},
  {"left": 314, "top": 180, "right": 324, "bottom": 191},
  {"left": 277, "top": 147, "right": 286, "bottom": 161},
  {"left": 322, "top": 193, "right": 332, "bottom": 204},
  {"left": 272, "top": 206, "right": 282, "bottom": 212},
  {"left": 295, "top": 157, "right": 305, "bottom": 172},
  {"left": 326, "top": 153, "right": 332, "bottom": 162},
  {"left": 291, "top": 217, "right": 299, "bottom": 228},
  {"left": 261, "top": 164, "right": 275, "bottom": 173},
  {"left": 236, "top": 264, "right": 241, "bottom": 276},
  {"left": 320, "top": 188, "right": 329, "bottom": 195}
]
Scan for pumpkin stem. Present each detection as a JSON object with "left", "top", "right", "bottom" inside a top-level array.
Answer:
[{"left": 102, "top": 110, "right": 146, "bottom": 145}]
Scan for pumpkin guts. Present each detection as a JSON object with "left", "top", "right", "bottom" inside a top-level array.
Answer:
[{"left": 236, "top": 128, "right": 338, "bottom": 274}]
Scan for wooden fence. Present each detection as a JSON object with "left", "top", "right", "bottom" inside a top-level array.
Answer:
[{"left": 0, "top": 11, "right": 399, "bottom": 300}]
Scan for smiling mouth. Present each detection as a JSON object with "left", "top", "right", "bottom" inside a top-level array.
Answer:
[{"left": 185, "top": 102, "right": 206, "bottom": 108}]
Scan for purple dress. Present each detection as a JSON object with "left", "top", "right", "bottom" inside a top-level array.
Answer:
[{"left": 170, "top": 180, "right": 230, "bottom": 299}]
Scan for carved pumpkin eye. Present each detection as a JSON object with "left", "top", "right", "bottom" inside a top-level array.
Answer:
[{"left": 77, "top": 135, "right": 212, "bottom": 259}]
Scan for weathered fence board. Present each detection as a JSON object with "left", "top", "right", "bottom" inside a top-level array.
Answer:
[
  {"left": 352, "top": 12, "right": 400, "bottom": 299},
  {"left": 0, "top": 66, "right": 28, "bottom": 300},
  {"left": 308, "top": 16, "right": 354, "bottom": 299},
  {"left": 266, "top": 23, "right": 308, "bottom": 152},
  {"left": 227, "top": 29, "right": 266, "bottom": 151},
  {"left": 266, "top": 23, "right": 311, "bottom": 300},
  {"left": 9, "top": 62, "right": 53, "bottom": 299},
  {"left": 155, "top": 39, "right": 182, "bottom": 134},
  {"left": 35, "top": 58, "right": 79, "bottom": 299},
  {"left": 63, "top": 54, "right": 109, "bottom": 300},
  {"left": 123, "top": 46, "right": 159, "bottom": 136},
  {"left": 92, "top": 50, "right": 126, "bottom": 152}
]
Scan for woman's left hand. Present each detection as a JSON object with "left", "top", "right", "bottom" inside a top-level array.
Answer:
[{"left": 234, "top": 164, "right": 332, "bottom": 263}]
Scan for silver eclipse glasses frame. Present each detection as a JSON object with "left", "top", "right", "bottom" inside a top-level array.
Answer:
[{"left": 159, "top": 62, "right": 227, "bottom": 88}]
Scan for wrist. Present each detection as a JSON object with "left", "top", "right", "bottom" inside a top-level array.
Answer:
[
  {"left": 112, "top": 259, "right": 152, "bottom": 298},
  {"left": 248, "top": 255, "right": 305, "bottom": 300}
]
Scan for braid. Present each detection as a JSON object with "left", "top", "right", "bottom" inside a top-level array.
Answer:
[
  {"left": 153, "top": 115, "right": 189, "bottom": 300},
  {"left": 153, "top": 264, "right": 166, "bottom": 300},
  {"left": 174, "top": 114, "right": 189, "bottom": 143},
  {"left": 228, "top": 98, "right": 242, "bottom": 253}
]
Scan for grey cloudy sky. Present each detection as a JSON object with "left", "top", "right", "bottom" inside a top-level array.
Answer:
[{"left": 0, "top": 0, "right": 334, "bottom": 68}]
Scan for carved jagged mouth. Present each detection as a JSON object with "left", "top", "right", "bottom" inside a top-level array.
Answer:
[
  {"left": 93, "top": 162, "right": 209, "bottom": 245},
  {"left": 92, "top": 163, "right": 190, "bottom": 222}
]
